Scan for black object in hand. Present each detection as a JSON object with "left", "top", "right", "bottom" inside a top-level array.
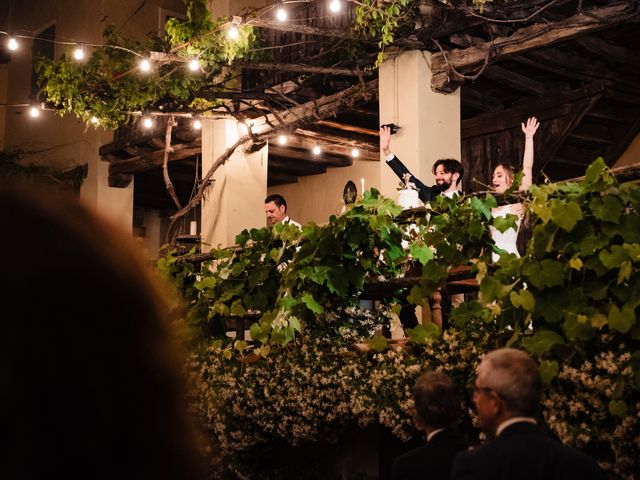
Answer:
[{"left": 380, "top": 123, "right": 399, "bottom": 134}]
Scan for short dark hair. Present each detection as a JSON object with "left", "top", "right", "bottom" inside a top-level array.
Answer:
[
  {"left": 265, "top": 194, "right": 287, "bottom": 211},
  {"left": 413, "top": 371, "right": 461, "bottom": 429},
  {"left": 433, "top": 158, "right": 464, "bottom": 186}
]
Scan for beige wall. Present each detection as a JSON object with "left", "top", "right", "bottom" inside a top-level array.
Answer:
[
  {"left": 614, "top": 131, "right": 640, "bottom": 168},
  {"left": 1, "top": 0, "right": 185, "bottom": 232},
  {"left": 378, "top": 51, "right": 461, "bottom": 199},
  {"left": 267, "top": 160, "right": 381, "bottom": 226}
]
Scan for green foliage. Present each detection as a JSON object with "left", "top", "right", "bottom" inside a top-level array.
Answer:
[
  {"left": 35, "top": 0, "right": 254, "bottom": 129},
  {"left": 162, "top": 159, "right": 639, "bottom": 478}
]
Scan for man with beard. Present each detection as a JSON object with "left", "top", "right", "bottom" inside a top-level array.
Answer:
[{"left": 380, "top": 125, "right": 463, "bottom": 202}]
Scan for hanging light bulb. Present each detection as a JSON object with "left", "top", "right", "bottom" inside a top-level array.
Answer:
[
  {"left": 351, "top": 148, "right": 360, "bottom": 158},
  {"left": 73, "top": 46, "right": 85, "bottom": 60},
  {"left": 188, "top": 58, "right": 200, "bottom": 72},
  {"left": 276, "top": 8, "right": 287, "bottom": 22},
  {"left": 142, "top": 116, "right": 154, "bottom": 129},
  {"left": 90, "top": 116, "right": 100, "bottom": 125},
  {"left": 329, "top": 0, "right": 341, "bottom": 13},
  {"left": 312, "top": 145, "right": 321, "bottom": 155},
  {"left": 193, "top": 119, "right": 202, "bottom": 130},
  {"left": 7, "top": 36, "right": 18, "bottom": 51},
  {"left": 227, "top": 25, "right": 239, "bottom": 40},
  {"left": 278, "top": 135, "right": 287, "bottom": 145},
  {"left": 139, "top": 58, "right": 151, "bottom": 72},
  {"left": 29, "top": 106, "right": 41, "bottom": 118}
]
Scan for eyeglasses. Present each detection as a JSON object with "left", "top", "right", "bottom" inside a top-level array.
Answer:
[{"left": 466, "top": 385, "right": 496, "bottom": 397}]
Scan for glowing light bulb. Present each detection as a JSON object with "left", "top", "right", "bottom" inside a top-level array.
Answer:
[
  {"left": 7, "top": 37, "right": 18, "bottom": 51},
  {"left": 351, "top": 148, "right": 360, "bottom": 158},
  {"left": 329, "top": 0, "right": 341, "bottom": 13},
  {"left": 139, "top": 58, "right": 151, "bottom": 72},
  {"left": 142, "top": 117, "right": 153, "bottom": 129},
  {"left": 276, "top": 8, "right": 287, "bottom": 22},
  {"left": 29, "top": 106, "right": 40, "bottom": 118},
  {"left": 278, "top": 135, "right": 287, "bottom": 145},
  {"left": 312, "top": 145, "right": 321, "bottom": 155},
  {"left": 73, "top": 46, "right": 85, "bottom": 60},
  {"left": 90, "top": 116, "right": 99, "bottom": 125},
  {"left": 188, "top": 58, "right": 200, "bottom": 71},
  {"left": 193, "top": 119, "right": 202, "bottom": 130},
  {"left": 227, "top": 25, "right": 239, "bottom": 40}
]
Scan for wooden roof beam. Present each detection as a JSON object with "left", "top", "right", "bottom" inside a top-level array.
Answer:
[
  {"left": 431, "top": 2, "right": 640, "bottom": 92},
  {"left": 482, "top": 64, "right": 547, "bottom": 97}
]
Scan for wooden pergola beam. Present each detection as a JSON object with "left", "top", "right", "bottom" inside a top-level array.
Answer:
[
  {"left": 248, "top": 18, "right": 353, "bottom": 39},
  {"left": 431, "top": 2, "right": 640, "bottom": 92},
  {"left": 238, "top": 61, "right": 374, "bottom": 77},
  {"left": 109, "top": 143, "right": 202, "bottom": 177}
]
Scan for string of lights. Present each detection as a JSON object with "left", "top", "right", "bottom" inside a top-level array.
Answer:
[{"left": 1, "top": 1, "right": 360, "bottom": 158}]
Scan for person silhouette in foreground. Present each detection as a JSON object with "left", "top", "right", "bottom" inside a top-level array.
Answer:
[
  {"left": 392, "top": 371, "right": 468, "bottom": 480},
  {"left": 452, "top": 348, "right": 604, "bottom": 480},
  {"left": 0, "top": 185, "right": 204, "bottom": 480}
]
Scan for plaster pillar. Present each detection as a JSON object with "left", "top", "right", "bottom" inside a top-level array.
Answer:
[
  {"left": 81, "top": 152, "right": 134, "bottom": 234},
  {"left": 201, "top": 118, "right": 268, "bottom": 248},
  {"left": 378, "top": 50, "right": 461, "bottom": 199}
]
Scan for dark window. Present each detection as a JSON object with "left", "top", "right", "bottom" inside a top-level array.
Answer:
[{"left": 31, "top": 24, "right": 56, "bottom": 101}]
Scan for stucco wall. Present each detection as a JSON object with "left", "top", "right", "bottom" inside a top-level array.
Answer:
[{"left": 267, "top": 160, "right": 381, "bottom": 226}]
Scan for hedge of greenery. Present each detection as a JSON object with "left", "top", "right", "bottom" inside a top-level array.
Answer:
[{"left": 160, "top": 159, "right": 639, "bottom": 479}]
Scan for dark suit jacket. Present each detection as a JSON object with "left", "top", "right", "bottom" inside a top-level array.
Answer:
[
  {"left": 386, "top": 155, "right": 437, "bottom": 203},
  {"left": 391, "top": 429, "right": 469, "bottom": 480},
  {"left": 451, "top": 422, "right": 604, "bottom": 480}
]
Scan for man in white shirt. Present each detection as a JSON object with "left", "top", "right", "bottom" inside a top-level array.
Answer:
[
  {"left": 380, "top": 125, "right": 464, "bottom": 202},
  {"left": 452, "top": 348, "right": 604, "bottom": 480},
  {"left": 264, "top": 194, "right": 301, "bottom": 228}
]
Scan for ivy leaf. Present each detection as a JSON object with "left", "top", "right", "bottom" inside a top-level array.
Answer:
[
  {"left": 539, "top": 259, "right": 565, "bottom": 288},
  {"left": 521, "top": 330, "right": 565, "bottom": 356},
  {"left": 369, "top": 333, "right": 388, "bottom": 352},
  {"left": 618, "top": 261, "right": 633, "bottom": 285},
  {"left": 510, "top": 289, "right": 536, "bottom": 312},
  {"left": 608, "top": 304, "right": 635, "bottom": 333},
  {"left": 406, "top": 323, "right": 440, "bottom": 344},
  {"left": 410, "top": 243, "right": 434, "bottom": 265},
  {"left": 550, "top": 199, "right": 583, "bottom": 232},
  {"left": 300, "top": 292, "right": 324, "bottom": 314},
  {"left": 471, "top": 196, "right": 492, "bottom": 220},
  {"left": 589, "top": 196, "right": 623, "bottom": 224},
  {"left": 608, "top": 399, "right": 628, "bottom": 418},
  {"left": 584, "top": 157, "right": 607, "bottom": 183},
  {"left": 539, "top": 360, "right": 559, "bottom": 384},
  {"left": 568, "top": 256, "right": 583, "bottom": 271},
  {"left": 288, "top": 315, "right": 302, "bottom": 333}
]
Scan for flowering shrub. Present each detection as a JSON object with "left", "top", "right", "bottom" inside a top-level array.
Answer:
[{"left": 162, "top": 160, "right": 639, "bottom": 478}]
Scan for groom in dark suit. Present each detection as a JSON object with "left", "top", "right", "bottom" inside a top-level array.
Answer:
[
  {"left": 452, "top": 348, "right": 604, "bottom": 480},
  {"left": 392, "top": 371, "right": 468, "bottom": 480}
]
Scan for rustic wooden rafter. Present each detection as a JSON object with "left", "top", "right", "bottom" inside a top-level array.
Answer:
[{"left": 431, "top": 2, "right": 640, "bottom": 92}]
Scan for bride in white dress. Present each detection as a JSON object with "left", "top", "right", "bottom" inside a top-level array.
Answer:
[{"left": 490, "top": 117, "right": 540, "bottom": 261}]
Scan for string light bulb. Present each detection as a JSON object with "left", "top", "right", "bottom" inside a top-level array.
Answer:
[
  {"left": 90, "top": 116, "right": 99, "bottom": 125},
  {"left": 29, "top": 106, "right": 41, "bottom": 118},
  {"left": 142, "top": 116, "right": 154, "bottom": 129},
  {"left": 227, "top": 25, "right": 239, "bottom": 40},
  {"left": 73, "top": 46, "right": 85, "bottom": 60},
  {"left": 312, "top": 145, "right": 321, "bottom": 155},
  {"left": 329, "top": 0, "right": 341, "bottom": 13},
  {"left": 8, "top": 36, "right": 18, "bottom": 51},
  {"left": 139, "top": 58, "right": 151, "bottom": 73},
  {"left": 193, "top": 119, "right": 202, "bottom": 130},
  {"left": 188, "top": 58, "right": 200, "bottom": 71},
  {"left": 277, "top": 135, "right": 287, "bottom": 145},
  {"left": 276, "top": 8, "right": 287, "bottom": 22},
  {"left": 351, "top": 148, "right": 360, "bottom": 158}
]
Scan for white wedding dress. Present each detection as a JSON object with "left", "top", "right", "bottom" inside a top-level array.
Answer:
[{"left": 490, "top": 204, "right": 522, "bottom": 262}]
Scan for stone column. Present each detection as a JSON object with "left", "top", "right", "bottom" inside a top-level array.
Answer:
[
  {"left": 201, "top": 118, "right": 268, "bottom": 248},
  {"left": 379, "top": 50, "right": 461, "bottom": 200}
]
